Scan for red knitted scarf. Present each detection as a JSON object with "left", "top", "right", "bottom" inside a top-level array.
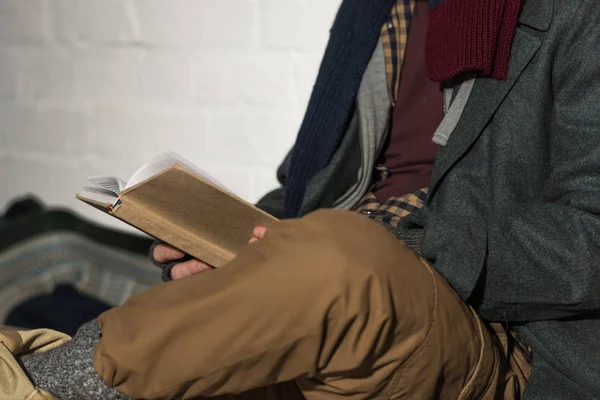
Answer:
[{"left": 426, "top": 0, "right": 526, "bottom": 82}]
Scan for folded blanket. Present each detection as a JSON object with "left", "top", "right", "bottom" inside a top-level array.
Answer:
[{"left": 0, "top": 197, "right": 161, "bottom": 331}]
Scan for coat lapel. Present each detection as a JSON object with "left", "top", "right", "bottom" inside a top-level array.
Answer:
[{"left": 427, "top": 0, "right": 553, "bottom": 200}]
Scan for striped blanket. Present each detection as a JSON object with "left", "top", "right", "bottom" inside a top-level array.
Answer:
[
  {"left": 0, "top": 231, "right": 161, "bottom": 322},
  {"left": 0, "top": 198, "right": 161, "bottom": 323}
]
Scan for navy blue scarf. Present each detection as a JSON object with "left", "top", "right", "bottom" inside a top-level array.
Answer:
[{"left": 283, "top": 0, "right": 396, "bottom": 218}]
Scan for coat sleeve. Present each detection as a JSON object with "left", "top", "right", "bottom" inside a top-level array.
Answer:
[{"left": 477, "top": 1, "right": 600, "bottom": 322}]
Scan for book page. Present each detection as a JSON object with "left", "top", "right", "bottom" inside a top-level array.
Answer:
[
  {"left": 87, "top": 176, "right": 127, "bottom": 196},
  {"left": 78, "top": 187, "right": 119, "bottom": 205},
  {"left": 125, "top": 151, "right": 230, "bottom": 193}
]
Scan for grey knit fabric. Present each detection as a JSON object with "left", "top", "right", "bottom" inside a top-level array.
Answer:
[
  {"left": 392, "top": 227, "right": 424, "bottom": 256},
  {"left": 20, "top": 320, "right": 129, "bottom": 400}
]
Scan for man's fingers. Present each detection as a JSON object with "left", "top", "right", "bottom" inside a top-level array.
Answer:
[
  {"left": 170, "top": 259, "right": 214, "bottom": 280},
  {"left": 153, "top": 244, "right": 185, "bottom": 263},
  {"left": 252, "top": 226, "right": 267, "bottom": 239},
  {"left": 249, "top": 226, "right": 267, "bottom": 244}
]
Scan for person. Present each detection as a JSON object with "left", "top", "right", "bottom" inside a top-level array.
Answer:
[{"left": 13, "top": 0, "right": 600, "bottom": 398}]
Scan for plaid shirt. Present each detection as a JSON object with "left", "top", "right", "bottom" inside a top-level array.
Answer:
[
  {"left": 353, "top": 189, "right": 427, "bottom": 227},
  {"left": 381, "top": 0, "right": 416, "bottom": 106},
  {"left": 353, "top": 0, "right": 423, "bottom": 227}
]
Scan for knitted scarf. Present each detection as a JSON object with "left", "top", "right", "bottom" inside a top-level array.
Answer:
[
  {"left": 284, "top": 0, "right": 525, "bottom": 218},
  {"left": 427, "top": 0, "right": 526, "bottom": 81}
]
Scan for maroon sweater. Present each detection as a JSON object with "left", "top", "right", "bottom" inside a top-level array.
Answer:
[{"left": 374, "top": 1, "right": 443, "bottom": 202}]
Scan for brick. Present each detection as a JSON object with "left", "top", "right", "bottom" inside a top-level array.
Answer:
[
  {"left": 261, "top": 0, "right": 340, "bottom": 52},
  {"left": 0, "top": 0, "right": 47, "bottom": 45},
  {"left": 194, "top": 52, "right": 295, "bottom": 106},
  {"left": 0, "top": 154, "right": 89, "bottom": 210},
  {"left": 75, "top": 49, "right": 143, "bottom": 103},
  {"left": 48, "top": 0, "right": 136, "bottom": 44},
  {"left": 206, "top": 111, "right": 298, "bottom": 168},
  {"left": 0, "top": 0, "right": 339, "bottom": 225},
  {"left": 85, "top": 106, "right": 207, "bottom": 162},
  {"left": 14, "top": 49, "right": 77, "bottom": 102},
  {"left": 0, "top": 104, "right": 86, "bottom": 155},
  {"left": 134, "top": 0, "right": 255, "bottom": 48},
  {"left": 0, "top": 51, "right": 18, "bottom": 101},
  {"left": 140, "top": 51, "right": 194, "bottom": 101}
]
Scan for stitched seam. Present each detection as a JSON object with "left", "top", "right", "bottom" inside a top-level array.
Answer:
[
  {"left": 25, "top": 390, "right": 40, "bottom": 400},
  {"left": 386, "top": 258, "right": 438, "bottom": 398},
  {"left": 25, "top": 389, "right": 55, "bottom": 400},
  {"left": 17, "top": 332, "right": 24, "bottom": 352},
  {"left": 477, "top": 356, "right": 500, "bottom": 400},
  {"left": 456, "top": 307, "right": 494, "bottom": 400}
]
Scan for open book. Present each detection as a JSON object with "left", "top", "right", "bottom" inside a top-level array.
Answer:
[{"left": 77, "top": 152, "right": 277, "bottom": 268}]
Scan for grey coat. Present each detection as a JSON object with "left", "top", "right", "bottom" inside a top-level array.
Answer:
[{"left": 257, "top": 0, "right": 600, "bottom": 398}]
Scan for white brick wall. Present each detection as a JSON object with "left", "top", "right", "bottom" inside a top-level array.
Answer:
[{"left": 0, "top": 0, "right": 341, "bottom": 231}]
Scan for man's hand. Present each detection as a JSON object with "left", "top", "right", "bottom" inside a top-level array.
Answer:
[
  {"left": 152, "top": 244, "right": 212, "bottom": 280},
  {"left": 249, "top": 226, "right": 267, "bottom": 244},
  {"left": 153, "top": 226, "right": 268, "bottom": 280}
]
